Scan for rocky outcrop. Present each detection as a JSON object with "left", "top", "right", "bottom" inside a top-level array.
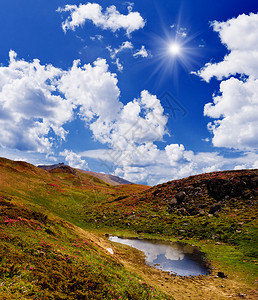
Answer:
[
  {"left": 207, "top": 178, "right": 248, "bottom": 200},
  {"left": 159, "top": 170, "right": 258, "bottom": 216}
]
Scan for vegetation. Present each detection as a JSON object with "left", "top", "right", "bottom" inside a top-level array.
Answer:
[
  {"left": 0, "top": 195, "right": 170, "bottom": 299},
  {"left": 0, "top": 157, "right": 257, "bottom": 299}
]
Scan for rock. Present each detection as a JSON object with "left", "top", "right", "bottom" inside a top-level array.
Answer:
[
  {"left": 169, "top": 198, "right": 177, "bottom": 205},
  {"left": 238, "top": 293, "right": 247, "bottom": 298},
  {"left": 207, "top": 178, "right": 247, "bottom": 200},
  {"left": 199, "top": 209, "right": 205, "bottom": 216},
  {"left": 250, "top": 176, "right": 258, "bottom": 188},
  {"left": 217, "top": 272, "right": 227, "bottom": 278},
  {"left": 174, "top": 191, "right": 186, "bottom": 202},
  {"left": 209, "top": 202, "right": 222, "bottom": 214},
  {"left": 178, "top": 207, "right": 186, "bottom": 214}
]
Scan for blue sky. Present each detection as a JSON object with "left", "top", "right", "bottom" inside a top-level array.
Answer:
[{"left": 0, "top": 0, "right": 257, "bottom": 185}]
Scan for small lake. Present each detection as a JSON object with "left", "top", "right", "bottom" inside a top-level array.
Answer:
[{"left": 109, "top": 236, "right": 209, "bottom": 277}]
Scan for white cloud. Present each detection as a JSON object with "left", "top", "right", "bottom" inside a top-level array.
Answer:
[
  {"left": 81, "top": 145, "right": 258, "bottom": 185},
  {"left": 89, "top": 90, "right": 168, "bottom": 149},
  {"left": 107, "top": 41, "right": 133, "bottom": 59},
  {"left": 113, "top": 58, "right": 123, "bottom": 72},
  {"left": 90, "top": 34, "right": 103, "bottom": 41},
  {"left": 195, "top": 13, "right": 258, "bottom": 151},
  {"left": 0, "top": 51, "right": 121, "bottom": 153},
  {"left": 58, "top": 58, "right": 121, "bottom": 122},
  {"left": 107, "top": 41, "right": 134, "bottom": 71},
  {"left": 0, "top": 50, "right": 73, "bottom": 152},
  {"left": 133, "top": 45, "right": 150, "bottom": 58},
  {"left": 57, "top": 3, "right": 145, "bottom": 36},
  {"left": 196, "top": 13, "right": 258, "bottom": 81},
  {"left": 59, "top": 149, "right": 88, "bottom": 169},
  {"left": 0, "top": 51, "right": 169, "bottom": 182},
  {"left": 165, "top": 144, "right": 187, "bottom": 166},
  {"left": 204, "top": 77, "right": 258, "bottom": 150}
]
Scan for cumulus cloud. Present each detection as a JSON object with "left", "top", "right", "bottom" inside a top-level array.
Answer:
[
  {"left": 195, "top": 13, "right": 258, "bottom": 150},
  {"left": 204, "top": 77, "right": 258, "bottom": 150},
  {"left": 57, "top": 3, "right": 145, "bottom": 36},
  {"left": 133, "top": 45, "right": 150, "bottom": 58},
  {"left": 81, "top": 145, "right": 258, "bottom": 185},
  {"left": 0, "top": 51, "right": 169, "bottom": 182},
  {"left": 0, "top": 51, "right": 121, "bottom": 153},
  {"left": 58, "top": 58, "right": 121, "bottom": 122},
  {"left": 89, "top": 90, "right": 168, "bottom": 148},
  {"left": 0, "top": 50, "right": 72, "bottom": 152},
  {"left": 59, "top": 149, "right": 88, "bottom": 169}
]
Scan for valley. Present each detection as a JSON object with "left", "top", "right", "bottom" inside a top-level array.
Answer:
[{"left": 0, "top": 157, "right": 257, "bottom": 299}]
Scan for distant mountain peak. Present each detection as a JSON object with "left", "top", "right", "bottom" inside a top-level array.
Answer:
[{"left": 37, "top": 163, "right": 132, "bottom": 186}]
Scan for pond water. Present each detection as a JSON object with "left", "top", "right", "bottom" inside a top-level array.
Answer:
[{"left": 109, "top": 236, "right": 209, "bottom": 277}]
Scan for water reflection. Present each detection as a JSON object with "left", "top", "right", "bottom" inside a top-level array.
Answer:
[{"left": 109, "top": 236, "right": 209, "bottom": 276}]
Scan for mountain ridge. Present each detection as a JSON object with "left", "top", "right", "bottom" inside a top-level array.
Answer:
[{"left": 38, "top": 163, "right": 133, "bottom": 186}]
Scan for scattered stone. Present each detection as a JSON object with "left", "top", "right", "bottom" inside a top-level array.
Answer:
[
  {"left": 174, "top": 191, "right": 186, "bottom": 202},
  {"left": 169, "top": 198, "right": 177, "bottom": 205},
  {"left": 177, "top": 207, "right": 187, "bottom": 214},
  {"left": 218, "top": 272, "right": 227, "bottom": 278},
  {"left": 209, "top": 202, "right": 222, "bottom": 214},
  {"left": 216, "top": 242, "right": 223, "bottom": 245},
  {"left": 199, "top": 209, "right": 205, "bottom": 216},
  {"left": 106, "top": 248, "right": 114, "bottom": 255},
  {"left": 238, "top": 293, "right": 247, "bottom": 298}
]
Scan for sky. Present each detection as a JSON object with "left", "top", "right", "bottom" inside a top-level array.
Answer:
[{"left": 0, "top": 0, "right": 257, "bottom": 185}]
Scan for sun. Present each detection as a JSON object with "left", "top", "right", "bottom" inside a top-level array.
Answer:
[{"left": 168, "top": 43, "right": 182, "bottom": 56}]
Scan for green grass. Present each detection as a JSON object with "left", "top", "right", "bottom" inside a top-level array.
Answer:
[
  {"left": 0, "top": 198, "right": 172, "bottom": 299},
  {"left": 0, "top": 157, "right": 257, "bottom": 298}
]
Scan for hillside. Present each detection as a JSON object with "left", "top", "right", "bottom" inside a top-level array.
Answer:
[
  {"left": 0, "top": 157, "right": 257, "bottom": 299},
  {"left": 0, "top": 157, "right": 166, "bottom": 299},
  {"left": 38, "top": 163, "right": 132, "bottom": 186},
  {"left": 78, "top": 170, "right": 132, "bottom": 186}
]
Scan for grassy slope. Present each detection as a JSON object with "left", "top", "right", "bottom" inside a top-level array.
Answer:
[
  {"left": 0, "top": 157, "right": 257, "bottom": 299},
  {"left": 82, "top": 169, "right": 258, "bottom": 285},
  {"left": 0, "top": 157, "right": 149, "bottom": 230},
  {"left": 0, "top": 157, "right": 170, "bottom": 299}
]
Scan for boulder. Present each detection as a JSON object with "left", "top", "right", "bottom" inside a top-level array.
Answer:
[
  {"left": 174, "top": 191, "right": 186, "bottom": 202},
  {"left": 217, "top": 272, "right": 227, "bottom": 278},
  {"left": 207, "top": 178, "right": 247, "bottom": 200},
  {"left": 169, "top": 198, "right": 177, "bottom": 205},
  {"left": 209, "top": 202, "right": 222, "bottom": 214}
]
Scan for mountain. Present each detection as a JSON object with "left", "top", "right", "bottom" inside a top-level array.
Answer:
[
  {"left": 38, "top": 163, "right": 133, "bottom": 186},
  {"left": 0, "top": 156, "right": 257, "bottom": 299},
  {"left": 78, "top": 170, "right": 132, "bottom": 186}
]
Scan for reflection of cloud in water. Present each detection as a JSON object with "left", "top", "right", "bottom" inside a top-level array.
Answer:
[
  {"left": 109, "top": 237, "right": 184, "bottom": 262},
  {"left": 109, "top": 236, "right": 208, "bottom": 276}
]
